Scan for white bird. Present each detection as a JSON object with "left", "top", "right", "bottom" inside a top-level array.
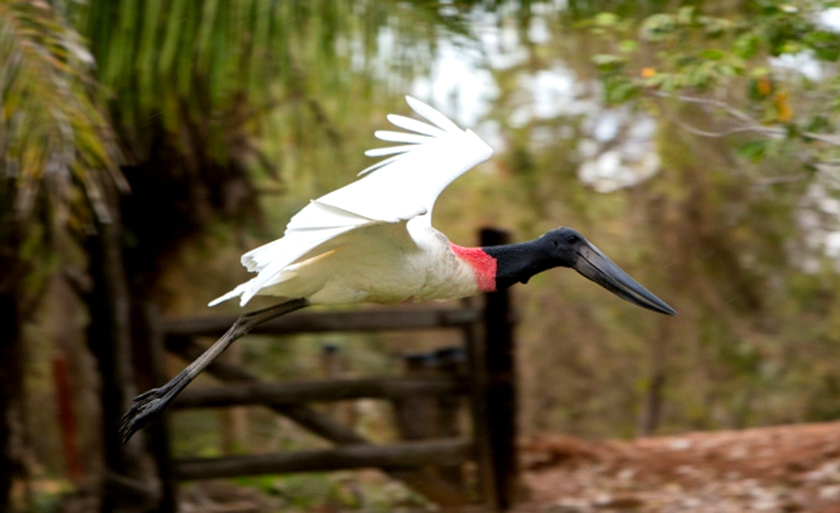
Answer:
[{"left": 121, "top": 96, "right": 674, "bottom": 442}]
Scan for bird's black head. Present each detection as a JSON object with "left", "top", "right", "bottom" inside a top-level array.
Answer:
[
  {"left": 485, "top": 226, "right": 676, "bottom": 316},
  {"left": 538, "top": 227, "right": 588, "bottom": 268}
]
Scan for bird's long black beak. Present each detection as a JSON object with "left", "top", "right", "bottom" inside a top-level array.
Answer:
[{"left": 574, "top": 242, "right": 676, "bottom": 315}]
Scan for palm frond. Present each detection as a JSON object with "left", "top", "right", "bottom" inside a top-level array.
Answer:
[
  {"left": 0, "top": 0, "right": 123, "bottom": 226},
  {"left": 78, "top": 0, "right": 460, "bottom": 170}
]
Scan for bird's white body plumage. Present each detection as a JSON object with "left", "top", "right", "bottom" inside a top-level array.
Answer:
[{"left": 209, "top": 97, "right": 493, "bottom": 308}]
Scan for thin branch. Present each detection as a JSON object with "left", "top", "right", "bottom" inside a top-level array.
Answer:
[
  {"left": 651, "top": 90, "right": 757, "bottom": 124},
  {"left": 751, "top": 174, "right": 809, "bottom": 186},
  {"left": 801, "top": 132, "right": 840, "bottom": 146},
  {"left": 675, "top": 120, "right": 784, "bottom": 139},
  {"left": 652, "top": 90, "right": 840, "bottom": 148}
]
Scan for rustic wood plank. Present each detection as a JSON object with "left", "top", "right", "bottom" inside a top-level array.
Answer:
[
  {"left": 393, "top": 355, "right": 442, "bottom": 441},
  {"left": 163, "top": 306, "right": 478, "bottom": 337},
  {"left": 174, "top": 439, "right": 474, "bottom": 480},
  {"left": 141, "top": 304, "right": 176, "bottom": 512},
  {"left": 435, "top": 347, "right": 467, "bottom": 486},
  {"left": 172, "top": 375, "right": 468, "bottom": 409},
  {"left": 463, "top": 295, "right": 498, "bottom": 510},
  {"left": 166, "top": 336, "right": 369, "bottom": 445}
]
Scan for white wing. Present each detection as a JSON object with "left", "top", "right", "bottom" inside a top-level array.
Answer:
[{"left": 210, "top": 96, "right": 493, "bottom": 307}]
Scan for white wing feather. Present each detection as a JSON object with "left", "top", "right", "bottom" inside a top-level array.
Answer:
[
  {"left": 386, "top": 114, "right": 447, "bottom": 137},
  {"left": 210, "top": 96, "right": 493, "bottom": 307}
]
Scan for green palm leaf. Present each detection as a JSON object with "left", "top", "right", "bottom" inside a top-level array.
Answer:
[{"left": 0, "top": 0, "right": 123, "bottom": 230}]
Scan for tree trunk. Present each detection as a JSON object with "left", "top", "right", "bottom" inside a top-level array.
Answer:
[
  {"left": 638, "top": 321, "right": 672, "bottom": 437},
  {"left": 0, "top": 285, "right": 23, "bottom": 512},
  {"left": 638, "top": 368, "right": 665, "bottom": 437},
  {"left": 0, "top": 211, "right": 25, "bottom": 512},
  {"left": 85, "top": 186, "right": 157, "bottom": 512}
]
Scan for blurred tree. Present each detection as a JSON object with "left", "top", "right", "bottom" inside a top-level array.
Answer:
[
  {"left": 0, "top": 1, "right": 123, "bottom": 510},
  {"left": 452, "top": 0, "right": 840, "bottom": 439},
  {"left": 587, "top": 2, "right": 840, "bottom": 182},
  {"left": 581, "top": 0, "right": 840, "bottom": 433}
]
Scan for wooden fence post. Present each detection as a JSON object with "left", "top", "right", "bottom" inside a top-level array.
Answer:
[
  {"left": 143, "top": 304, "right": 176, "bottom": 513},
  {"left": 320, "top": 344, "right": 356, "bottom": 427},
  {"left": 150, "top": 290, "right": 517, "bottom": 509},
  {"left": 435, "top": 347, "right": 466, "bottom": 486},
  {"left": 480, "top": 227, "right": 519, "bottom": 511},
  {"left": 394, "top": 353, "right": 440, "bottom": 441},
  {"left": 165, "top": 336, "right": 470, "bottom": 507},
  {"left": 465, "top": 298, "right": 496, "bottom": 508}
]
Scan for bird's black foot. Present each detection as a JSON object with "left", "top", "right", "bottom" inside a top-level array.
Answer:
[
  {"left": 120, "top": 377, "right": 185, "bottom": 444},
  {"left": 121, "top": 300, "right": 310, "bottom": 443}
]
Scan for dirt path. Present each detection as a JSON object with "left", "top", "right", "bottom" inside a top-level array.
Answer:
[{"left": 516, "top": 422, "right": 840, "bottom": 512}]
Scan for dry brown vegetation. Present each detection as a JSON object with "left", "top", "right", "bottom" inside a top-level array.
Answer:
[{"left": 518, "top": 421, "right": 840, "bottom": 512}]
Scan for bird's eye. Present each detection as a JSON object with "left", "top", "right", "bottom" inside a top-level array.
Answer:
[{"left": 565, "top": 234, "right": 580, "bottom": 244}]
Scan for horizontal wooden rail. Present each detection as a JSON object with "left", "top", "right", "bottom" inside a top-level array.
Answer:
[
  {"left": 163, "top": 306, "right": 478, "bottom": 337},
  {"left": 172, "top": 375, "right": 468, "bottom": 409},
  {"left": 174, "top": 438, "right": 474, "bottom": 480},
  {"left": 166, "top": 336, "right": 469, "bottom": 506}
]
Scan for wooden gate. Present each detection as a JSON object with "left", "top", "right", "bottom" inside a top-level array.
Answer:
[{"left": 140, "top": 229, "right": 518, "bottom": 511}]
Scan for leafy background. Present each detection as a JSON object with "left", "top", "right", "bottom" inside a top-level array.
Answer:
[{"left": 6, "top": 0, "right": 840, "bottom": 510}]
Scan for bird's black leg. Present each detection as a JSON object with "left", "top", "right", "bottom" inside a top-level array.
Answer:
[{"left": 120, "top": 298, "right": 309, "bottom": 443}]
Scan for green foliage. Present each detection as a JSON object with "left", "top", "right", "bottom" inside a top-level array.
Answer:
[
  {"left": 227, "top": 471, "right": 429, "bottom": 511},
  {"left": 467, "top": 1, "right": 840, "bottom": 439},
  {"left": 585, "top": 1, "right": 840, "bottom": 170},
  {"left": 15, "top": 1, "right": 840, "bottom": 494},
  {"left": 75, "top": 0, "right": 461, "bottom": 171},
  {"left": 737, "top": 140, "right": 769, "bottom": 162},
  {"left": 0, "top": 0, "right": 124, "bottom": 310},
  {"left": 0, "top": 0, "right": 122, "bottom": 228}
]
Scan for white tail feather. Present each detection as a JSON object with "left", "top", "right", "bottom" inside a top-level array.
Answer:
[{"left": 208, "top": 281, "right": 251, "bottom": 306}]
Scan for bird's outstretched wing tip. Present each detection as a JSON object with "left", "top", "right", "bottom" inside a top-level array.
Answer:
[
  {"left": 403, "top": 96, "right": 461, "bottom": 133},
  {"left": 404, "top": 95, "right": 432, "bottom": 112},
  {"left": 361, "top": 96, "right": 467, "bottom": 172}
]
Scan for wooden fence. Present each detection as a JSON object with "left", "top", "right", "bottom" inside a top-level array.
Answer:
[{"left": 142, "top": 228, "right": 519, "bottom": 511}]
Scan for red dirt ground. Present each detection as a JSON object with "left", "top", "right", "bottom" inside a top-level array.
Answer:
[{"left": 515, "top": 421, "right": 840, "bottom": 512}]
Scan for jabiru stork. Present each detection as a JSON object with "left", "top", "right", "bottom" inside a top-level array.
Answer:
[{"left": 121, "top": 96, "right": 675, "bottom": 442}]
